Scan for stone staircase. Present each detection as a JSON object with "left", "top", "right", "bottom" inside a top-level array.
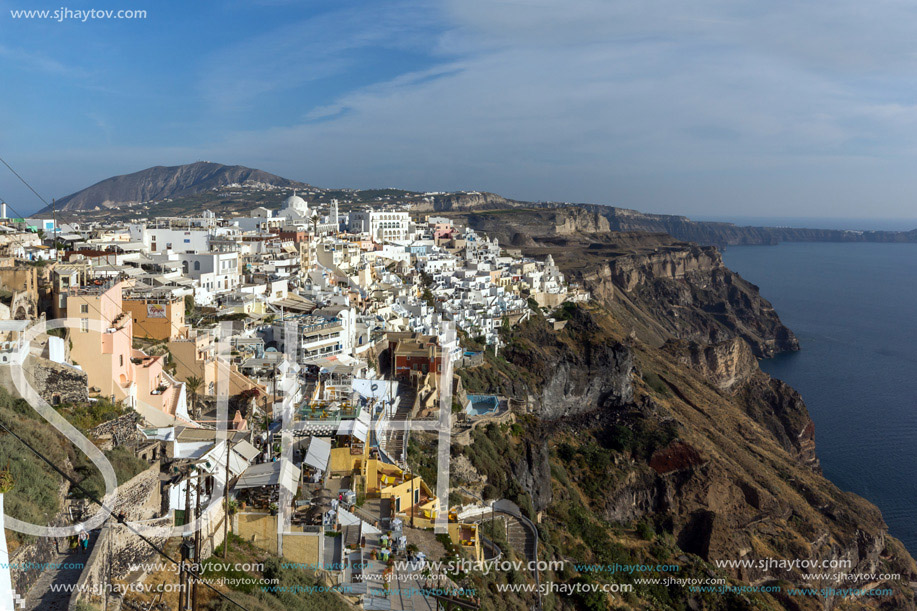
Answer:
[
  {"left": 23, "top": 530, "right": 98, "bottom": 611},
  {"left": 385, "top": 385, "right": 416, "bottom": 465}
]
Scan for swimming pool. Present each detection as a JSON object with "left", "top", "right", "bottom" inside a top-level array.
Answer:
[{"left": 465, "top": 394, "right": 499, "bottom": 417}]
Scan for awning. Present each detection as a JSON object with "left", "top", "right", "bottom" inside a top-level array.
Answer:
[
  {"left": 309, "top": 353, "right": 362, "bottom": 373},
  {"left": 336, "top": 416, "right": 369, "bottom": 442},
  {"left": 233, "top": 440, "right": 259, "bottom": 462},
  {"left": 236, "top": 460, "right": 301, "bottom": 495},
  {"left": 352, "top": 378, "right": 398, "bottom": 401},
  {"left": 303, "top": 437, "right": 331, "bottom": 472},
  {"left": 201, "top": 440, "right": 251, "bottom": 478}
]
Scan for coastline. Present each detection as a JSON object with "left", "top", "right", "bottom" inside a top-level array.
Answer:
[{"left": 724, "top": 241, "right": 917, "bottom": 556}]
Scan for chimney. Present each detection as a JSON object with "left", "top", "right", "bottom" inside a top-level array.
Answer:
[{"left": 0, "top": 202, "right": 6, "bottom": 219}]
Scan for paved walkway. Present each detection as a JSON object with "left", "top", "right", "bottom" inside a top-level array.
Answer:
[{"left": 23, "top": 530, "right": 97, "bottom": 611}]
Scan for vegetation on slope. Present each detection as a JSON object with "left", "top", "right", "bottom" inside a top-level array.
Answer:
[
  {"left": 450, "top": 302, "right": 916, "bottom": 610},
  {"left": 0, "top": 387, "right": 149, "bottom": 547}
]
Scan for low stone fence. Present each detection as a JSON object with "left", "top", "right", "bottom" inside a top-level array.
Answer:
[{"left": 68, "top": 464, "right": 172, "bottom": 610}]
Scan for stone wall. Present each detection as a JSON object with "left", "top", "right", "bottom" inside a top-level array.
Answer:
[
  {"left": 70, "top": 517, "right": 173, "bottom": 610},
  {"left": 69, "top": 465, "right": 232, "bottom": 611},
  {"left": 89, "top": 412, "right": 146, "bottom": 452},
  {"left": 23, "top": 355, "right": 88, "bottom": 405},
  {"left": 68, "top": 465, "right": 167, "bottom": 610},
  {"left": 8, "top": 498, "right": 70, "bottom": 596},
  {"left": 456, "top": 351, "right": 484, "bottom": 369},
  {"left": 234, "top": 512, "right": 277, "bottom": 554}
]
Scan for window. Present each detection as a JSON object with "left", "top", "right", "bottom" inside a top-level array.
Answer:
[
  {"left": 80, "top": 318, "right": 89, "bottom": 333},
  {"left": 193, "top": 261, "right": 201, "bottom": 271},
  {"left": 119, "top": 354, "right": 124, "bottom": 367},
  {"left": 80, "top": 304, "right": 89, "bottom": 314}
]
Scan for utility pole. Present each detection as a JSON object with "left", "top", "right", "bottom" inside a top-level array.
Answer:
[
  {"left": 51, "top": 197, "right": 57, "bottom": 261},
  {"left": 223, "top": 438, "right": 232, "bottom": 559},
  {"left": 192, "top": 472, "right": 202, "bottom": 611},
  {"left": 269, "top": 362, "right": 278, "bottom": 461},
  {"left": 492, "top": 501, "right": 496, "bottom": 547},
  {"left": 389, "top": 340, "right": 395, "bottom": 419},
  {"left": 180, "top": 475, "right": 192, "bottom": 611}
]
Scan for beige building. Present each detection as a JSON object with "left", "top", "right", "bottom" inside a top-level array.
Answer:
[
  {"left": 169, "top": 330, "right": 265, "bottom": 398},
  {"left": 122, "top": 294, "right": 187, "bottom": 341},
  {"left": 63, "top": 280, "right": 191, "bottom": 425}
]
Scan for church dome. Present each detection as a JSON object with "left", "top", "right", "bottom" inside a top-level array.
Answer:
[{"left": 282, "top": 194, "right": 309, "bottom": 214}]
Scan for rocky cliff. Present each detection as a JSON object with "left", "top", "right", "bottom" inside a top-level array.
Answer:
[
  {"left": 601, "top": 243, "right": 800, "bottom": 357},
  {"left": 446, "top": 207, "right": 801, "bottom": 356},
  {"left": 458, "top": 304, "right": 916, "bottom": 610},
  {"left": 426, "top": 198, "right": 917, "bottom": 246},
  {"left": 663, "top": 337, "right": 759, "bottom": 392}
]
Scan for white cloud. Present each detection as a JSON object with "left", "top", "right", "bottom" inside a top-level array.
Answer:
[{"left": 13, "top": 0, "right": 917, "bottom": 219}]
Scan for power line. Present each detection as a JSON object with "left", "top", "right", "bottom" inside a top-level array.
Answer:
[
  {"left": 0, "top": 154, "right": 51, "bottom": 209},
  {"left": 0, "top": 185, "right": 259, "bottom": 429},
  {"left": 0, "top": 417, "right": 250, "bottom": 611}
]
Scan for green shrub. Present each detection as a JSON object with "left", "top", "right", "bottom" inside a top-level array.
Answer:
[
  {"left": 636, "top": 520, "right": 655, "bottom": 541},
  {"left": 642, "top": 371, "right": 671, "bottom": 397}
]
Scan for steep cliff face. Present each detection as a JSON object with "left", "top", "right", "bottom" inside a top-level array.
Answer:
[
  {"left": 592, "top": 204, "right": 917, "bottom": 246},
  {"left": 460, "top": 207, "right": 611, "bottom": 245},
  {"left": 458, "top": 305, "right": 916, "bottom": 611},
  {"left": 664, "top": 337, "right": 818, "bottom": 468},
  {"left": 441, "top": 208, "right": 800, "bottom": 357},
  {"left": 411, "top": 191, "right": 518, "bottom": 212},
  {"left": 496, "top": 305, "right": 634, "bottom": 419},
  {"left": 607, "top": 244, "right": 721, "bottom": 292},
  {"left": 425, "top": 200, "right": 917, "bottom": 246},
  {"left": 663, "top": 337, "right": 759, "bottom": 392},
  {"left": 598, "top": 242, "right": 799, "bottom": 357}
]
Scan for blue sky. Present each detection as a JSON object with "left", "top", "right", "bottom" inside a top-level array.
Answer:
[{"left": 2, "top": 0, "right": 917, "bottom": 221}]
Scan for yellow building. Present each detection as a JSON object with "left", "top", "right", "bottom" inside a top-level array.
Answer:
[
  {"left": 122, "top": 294, "right": 187, "bottom": 341},
  {"left": 448, "top": 521, "right": 483, "bottom": 563},
  {"left": 364, "top": 459, "right": 438, "bottom": 527}
]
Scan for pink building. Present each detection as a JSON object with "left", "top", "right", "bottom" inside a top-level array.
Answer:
[{"left": 66, "top": 281, "right": 192, "bottom": 426}]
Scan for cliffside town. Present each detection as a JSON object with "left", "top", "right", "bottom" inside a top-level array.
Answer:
[{"left": 0, "top": 197, "right": 910, "bottom": 611}]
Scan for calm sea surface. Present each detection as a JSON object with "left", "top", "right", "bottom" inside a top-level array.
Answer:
[{"left": 723, "top": 242, "right": 917, "bottom": 554}]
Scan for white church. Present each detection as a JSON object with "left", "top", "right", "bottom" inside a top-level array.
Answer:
[{"left": 234, "top": 193, "right": 340, "bottom": 234}]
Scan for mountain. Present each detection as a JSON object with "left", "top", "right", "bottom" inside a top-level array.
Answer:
[
  {"left": 41, "top": 162, "right": 917, "bottom": 247},
  {"left": 37, "top": 162, "right": 310, "bottom": 213}
]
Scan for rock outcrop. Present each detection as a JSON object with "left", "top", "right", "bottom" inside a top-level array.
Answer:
[
  {"left": 599, "top": 242, "right": 799, "bottom": 357},
  {"left": 663, "top": 337, "right": 759, "bottom": 392},
  {"left": 498, "top": 304, "right": 634, "bottom": 420},
  {"left": 459, "top": 303, "right": 916, "bottom": 610},
  {"left": 425, "top": 199, "right": 917, "bottom": 247}
]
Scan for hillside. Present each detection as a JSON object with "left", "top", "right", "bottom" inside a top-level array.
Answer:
[
  {"left": 432, "top": 204, "right": 917, "bottom": 249},
  {"left": 36, "top": 162, "right": 916, "bottom": 246},
  {"left": 453, "top": 255, "right": 916, "bottom": 609},
  {"left": 37, "top": 162, "right": 311, "bottom": 213}
]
